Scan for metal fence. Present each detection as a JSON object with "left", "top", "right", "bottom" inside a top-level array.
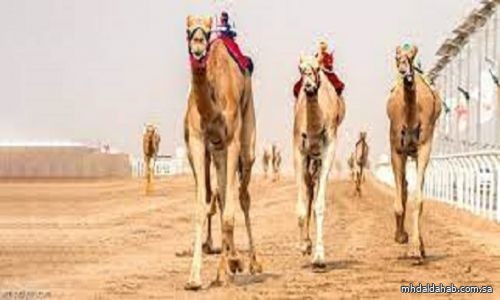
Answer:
[
  {"left": 130, "top": 157, "right": 189, "bottom": 178},
  {"left": 424, "top": 150, "right": 499, "bottom": 221},
  {"left": 374, "top": 150, "right": 500, "bottom": 223}
]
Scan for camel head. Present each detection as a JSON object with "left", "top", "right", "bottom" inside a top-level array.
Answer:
[
  {"left": 299, "top": 55, "right": 321, "bottom": 96},
  {"left": 395, "top": 44, "right": 418, "bottom": 87},
  {"left": 144, "top": 123, "right": 156, "bottom": 139},
  {"left": 359, "top": 131, "right": 367, "bottom": 141},
  {"left": 186, "top": 15, "right": 213, "bottom": 67}
]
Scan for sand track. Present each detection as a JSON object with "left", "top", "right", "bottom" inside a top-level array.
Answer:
[{"left": 0, "top": 176, "right": 498, "bottom": 299}]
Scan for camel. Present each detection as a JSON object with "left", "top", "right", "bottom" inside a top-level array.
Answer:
[
  {"left": 262, "top": 146, "right": 271, "bottom": 179},
  {"left": 293, "top": 55, "right": 345, "bottom": 269},
  {"left": 184, "top": 15, "right": 261, "bottom": 290},
  {"left": 271, "top": 144, "right": 282, "bottom": 182},
  {"left": 386, "top": 44, "right": 441, "bottom": 262},
  {"left": 347, "top": 152, "right": 355, "bottom": 181},
  {"left": 142, "top": 124, "right": 160, "bottom": 194},
  {"left": 353, "top": 131, "right": 369, "bottom": 197}
]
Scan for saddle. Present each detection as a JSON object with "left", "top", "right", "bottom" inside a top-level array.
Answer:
[{"left": 213, "top": 36, "right": 254, "bottom": 75}]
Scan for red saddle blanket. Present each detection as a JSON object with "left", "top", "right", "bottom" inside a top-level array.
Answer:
[
  {"left": 213, "top": 36, "right": 253, "bottom": 75},
  {"left": 293, "top": 71, "right": 345, "bottom": 98}
]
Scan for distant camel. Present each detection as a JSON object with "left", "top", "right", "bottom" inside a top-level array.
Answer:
[
  {"left": 354, "top": 131, "right": 369, "bottom": 197},
  {"left": 347, "top": 152, "right": 355, "bottom": 181},
  {"left": 262, "top": 146, "right": 271, "bottom": 179},
  {"left": 184, "top": 16, "right": 261, "bottom": 290},
  {"left": 271, "top": 144, "right": 282, "bottom": 181},
  {"left": 293, "top": 55, "right": 345, "bottom": 269},
  {"left": 143, "top": 124, "right": 160, "bottom": 195},
  {"left": 387, "top": 44, "right": 441, "bottom": 262}
]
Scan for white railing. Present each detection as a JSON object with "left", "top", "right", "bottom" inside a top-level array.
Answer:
[
  {"left": 130, "top": 157, "right": 189, "bottom": 177},
  {"left": 374, "top": 150, "right": 500, "bottom": 222}
]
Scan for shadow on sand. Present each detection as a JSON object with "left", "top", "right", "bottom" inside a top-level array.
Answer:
[
  {"left": 301, "top": 259, "right": 361, "bottom": 273},
  {"left": 396, "top": 253, "right": 449, "bottom": 266},
  {"left": 232, "top": 272, "right": 282, "bottom": 286}
]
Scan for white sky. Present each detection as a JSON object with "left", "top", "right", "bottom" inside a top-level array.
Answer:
[{"left": 0, "top": 0, "right": 479, "bottom": 170}]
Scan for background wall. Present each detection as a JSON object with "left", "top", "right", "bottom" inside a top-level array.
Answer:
[{"left": 0, "top": 146, "right": 131, "bottom": 178}]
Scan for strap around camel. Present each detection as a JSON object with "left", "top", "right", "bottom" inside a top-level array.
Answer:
[{"left": 390, "top": 72, "right": 433, "bottom": 93}]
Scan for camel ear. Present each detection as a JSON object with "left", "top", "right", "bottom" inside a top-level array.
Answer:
[
  {"left": 395, "top": 46, "right": 402, "bottom": 57},
  {"left": 299, "top": 55, "right": 304, "bottom": 64},
  {"left": 203, "top": 16, "right": 213, "bottom": 30},
  {"left": 409, "top": 45, "right": 418, "bottom": 59},
  {"left": 187, "top": 15, "right": 194, "bottom": 28}
]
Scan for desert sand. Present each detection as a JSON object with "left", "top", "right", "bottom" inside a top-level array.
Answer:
[{"left": 0, "top": 176, "right": 499, "bottom": 299}]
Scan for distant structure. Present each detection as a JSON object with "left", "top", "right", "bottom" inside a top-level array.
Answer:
[
  {"left": 427, "top": 0, "right": 498, "bottom": 152},
  {"left": 0, "top": 141, "right": 130, "bottom": 178}
]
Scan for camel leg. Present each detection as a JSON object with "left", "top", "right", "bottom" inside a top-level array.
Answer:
[
  {"left": 355, "top": 167, "right": 361, "bottom": 197},
  {"left": 409, "top": 142, "right": 431, "bottom": 261},
  {"left": 203, "top": 154, "right": 217, "bottom": 254},
  {"left": 238, "top": 96, "right": 261, "bottom": 275},
  {"left": 185, "top": 137, "right": 208, "bottom": 290},
  {"left": 359, "top": 166, "right": 364, "bottom": 196},
  {"left": 312, "top": 139, "right": 336, "bottom": 268},
  {"left": 213, "top": 137, "right": 242, "bottom": 285},
  {"left": 391, "top": 150, "right": 408, "bottom": 244},
  {"left": 224, "top": 139, "right": 243, "bottom": 273},
  {"left": 144, "top": 156, "right": 150, "bottom": 194},
  {"left": 150, "top": 158, "right": 155, "bottom": 193},
  {"left": 239, "top": 156, "right": 262, "bottom": 274},
  {"left": 294, "top": 146, "right": 311, "bottom": 255},
  {"left": 304, "top": 173, "right": 314, "bottom": 255}
]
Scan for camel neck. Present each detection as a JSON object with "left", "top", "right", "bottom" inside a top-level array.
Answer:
[
  {"left": 306, "top": 95, "right": 323, "bottom": 134},
  {"left": 403, "top": 83, "right": 418, "bottom": 126},
  {"left": 191, "top": 69, "right": 218, "bottom": 122}
]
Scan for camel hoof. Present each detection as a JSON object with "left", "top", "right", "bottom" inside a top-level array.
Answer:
[
  {"left": 300, "top": 240, "right": 313, "bottom": 256},
  {"left": 209, "top": 278, "right": 227, "bottom": 288},
  {"left": 228, "top": 256, "right": 244, "bottom": 274},
  {"left": 184, "top": 281, "right": 202, "bottom": 291},
  {"left": 312, "top": 261, "right": 326, "bottom": 272},
  {"left": 407, "top": 247, "right": 425, "bottom": 264},
  {"left": 312, "top": 252, "right": 326, "bottom": 271},
  {"left": 395, "top": 231, "right": 409, "bottom": 244},
  {"left": 202, "top": 241, "right": 214, "bottom": 255},
  {"left": 249, "top": 258, "right": 263, "bottom": 274}
]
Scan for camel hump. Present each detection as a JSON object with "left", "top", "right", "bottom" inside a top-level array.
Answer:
[{"left": 211, "top": 37, "right": 253, "bottom": 75}]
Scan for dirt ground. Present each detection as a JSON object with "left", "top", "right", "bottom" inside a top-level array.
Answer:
[{"left": 0, "top": 175, "right": 499, "bottom": 299}]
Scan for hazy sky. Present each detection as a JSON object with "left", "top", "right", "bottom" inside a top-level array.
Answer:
[{"left": 0, "top": 0, "right": 478, "bottom": 170}]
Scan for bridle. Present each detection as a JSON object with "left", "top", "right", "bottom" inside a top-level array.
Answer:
[
  {"left": 186, "top": 26, "right": 212, "bottom": 70},
  {"left": 300, "top": 65, "right": 321, "bottom": 94},
  {"left": 397, "top": 55, "right": 414, "bottom": 87}
]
